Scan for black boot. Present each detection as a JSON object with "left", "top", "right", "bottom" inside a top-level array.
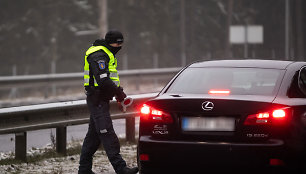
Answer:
[{"left": 118, "top": 166, "right": 139, "bottom": 174}]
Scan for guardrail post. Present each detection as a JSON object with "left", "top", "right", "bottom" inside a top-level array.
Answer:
[
  {"left": 126, "top": 116, "right": 135, "bottom": 143},
  {"left": 56, "top": 126, "right": 67, "bottom": 155},
  {"left": 15, "top": 132, "right": 27, "bottom": 161}
]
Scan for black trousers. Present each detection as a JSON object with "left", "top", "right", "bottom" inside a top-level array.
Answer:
[{"left": 78, "top": 97, "right": 126, "bottom": 174}]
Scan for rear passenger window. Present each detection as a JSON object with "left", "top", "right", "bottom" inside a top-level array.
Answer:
[
  {"left": 166, "top": 67, "right": 283, "bottom": 96},
  {"left": 298, "top": 67, "right": 306, "bottom": 96}
]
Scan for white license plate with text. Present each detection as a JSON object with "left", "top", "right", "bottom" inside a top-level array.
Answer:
[{"left": 182, "top": 117, "right": 235, "bottom": 131}]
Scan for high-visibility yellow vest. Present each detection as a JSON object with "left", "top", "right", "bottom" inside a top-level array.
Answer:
[{"left": 84, "top": 46, "right": 120, "bottom": 87}]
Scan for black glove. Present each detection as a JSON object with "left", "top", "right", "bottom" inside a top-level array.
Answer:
[{"left": 115, "top": 86, "right": 127, "bottom": 102}]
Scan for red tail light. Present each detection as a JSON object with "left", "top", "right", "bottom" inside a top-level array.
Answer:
[
  {"left": 244, "top": 107, "right": 290, "bottom": 125},
  {"left": 140, "top": 104, "right": 173, "bottom": 124},
  {"left": 140, "top": 105, "right": 150, "bottom": 115},
  {"left": 272, "top": 109, "right": 286, "bottom": 118}
]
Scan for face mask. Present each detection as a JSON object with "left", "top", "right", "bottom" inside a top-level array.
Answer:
[{"left": 109, "top": 45, "right": 122, "bottom": 55}]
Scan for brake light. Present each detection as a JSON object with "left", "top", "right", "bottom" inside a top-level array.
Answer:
[
  {"left": 208, "top": 89, "right": 230, "bottom": 95},
  {"left": 244, "top": 108, "right": 289, "bottom": 125},
  {"left": 140, "top": 105, "right": 150, "bottom": 115},
  {"left": 272, "top": 109, "right": 286, "bottom": 118},
  {"left": 244, "top": 112, "right": 270, "bottom": 125},
  {"left": 140, "top": 104, "right": 173, "bottom": 123},
  {"left": 257, "top": 113, "right": 270, "bottom": 118}
]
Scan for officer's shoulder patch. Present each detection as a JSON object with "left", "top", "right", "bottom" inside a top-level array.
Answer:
[{"left": 98, "top": 60, "right": 105, "bottom": 70}]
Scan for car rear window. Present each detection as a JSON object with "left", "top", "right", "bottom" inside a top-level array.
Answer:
[{"left": 166, "top": 67, "right": 284, "bottom": 96}]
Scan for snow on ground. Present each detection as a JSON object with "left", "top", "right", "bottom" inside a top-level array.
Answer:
[{"left": 0, "top": 140, "right": 138, "bottom": 174}]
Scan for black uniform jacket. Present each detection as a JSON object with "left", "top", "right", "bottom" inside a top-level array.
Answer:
[{"left": 85, "top": 39, "right": 118, "bottom": 101}]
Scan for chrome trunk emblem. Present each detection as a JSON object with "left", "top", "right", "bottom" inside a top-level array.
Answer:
[{"left": 202, "top": 101, "right": 214, "bottom": 111}]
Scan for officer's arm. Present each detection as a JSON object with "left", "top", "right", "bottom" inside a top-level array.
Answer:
[{"left": 87, "top": 51, "right": 118, "bottom": 93}]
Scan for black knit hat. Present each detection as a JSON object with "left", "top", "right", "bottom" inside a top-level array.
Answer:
[{"left": 105, "top": 30, "right": 124, "bottom": 44}]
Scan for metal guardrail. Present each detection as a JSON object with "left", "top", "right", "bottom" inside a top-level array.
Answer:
[
  {"left": 0, "top": 67, "right": 181, "bottom": 89},
  {"left": 0, "top": 93, "right": 158, "bottom": 161}
]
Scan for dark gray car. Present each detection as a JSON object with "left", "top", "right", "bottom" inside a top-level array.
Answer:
[{"left": 137, "top": 60, "right": 306, "bottom": 174}]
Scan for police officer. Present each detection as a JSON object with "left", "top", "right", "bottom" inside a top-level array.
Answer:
[{"left": 78, "top": 30, "right": 139, "bottom": 174}]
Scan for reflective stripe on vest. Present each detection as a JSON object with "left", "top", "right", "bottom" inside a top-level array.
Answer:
[{"left": 84, "top": 46, "right": 120, "bottom": 87}]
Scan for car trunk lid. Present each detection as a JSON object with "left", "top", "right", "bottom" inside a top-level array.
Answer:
[
  {"left": 150, "top": 94, "right": 276, "bottom": 114},
  {"left": 145, "top": 94, "right": 276, "bottom": 141}
]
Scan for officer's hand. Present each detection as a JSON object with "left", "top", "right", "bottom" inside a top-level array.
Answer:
[{"left": 115, "top": 86, "right": 126, "bottom": 102}]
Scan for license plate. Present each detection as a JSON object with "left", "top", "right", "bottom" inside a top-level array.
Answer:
[{"left": 182, "top": 117, "right": 235, "bottom": 131}]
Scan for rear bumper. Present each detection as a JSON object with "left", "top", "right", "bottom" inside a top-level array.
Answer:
[{"left": 138, "top": 136, "right": 285, "bottom": 167}]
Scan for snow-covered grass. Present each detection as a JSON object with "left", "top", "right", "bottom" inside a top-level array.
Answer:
[{"left": 0, "top": 139, "right": 138, "bottom": 174}]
